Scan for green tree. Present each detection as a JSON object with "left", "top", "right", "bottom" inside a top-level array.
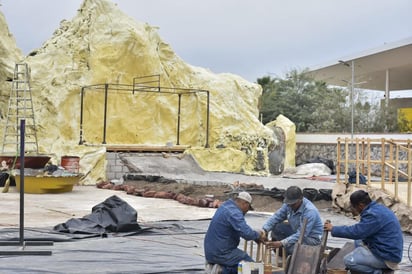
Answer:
[
  {"left": 259, "top": 69, "right": 348, "bottom": 132},
  {"left": 258, "top": 69, "right": 399, "bottom": 133}
]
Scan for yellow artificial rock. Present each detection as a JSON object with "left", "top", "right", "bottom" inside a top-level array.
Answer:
[
  {"left": 0, "top": 0, "right": 286, "bottom": 184},
  {"left": 0, "top": 11, "right": 23, "bottom": 118},
  {"left": 186, "top": 147, "right": 248, "bottom": 173},
  {"left": 269, "top": 114, "right": 296, "bottom": 168}
]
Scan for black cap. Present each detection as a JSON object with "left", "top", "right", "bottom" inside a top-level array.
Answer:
[{"left": 283, "top": 186, "right": 303, "bottom": 205}]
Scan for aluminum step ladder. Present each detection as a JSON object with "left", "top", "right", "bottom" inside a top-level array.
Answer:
[{"left": 2, "top": 63, "right": 39, "bottom": 154}]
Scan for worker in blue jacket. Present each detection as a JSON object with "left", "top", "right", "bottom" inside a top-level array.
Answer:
[
  {"left": 262, "top": 185, "right": 323, "bottom": 255},
  {"left": 204, "top": 191, "right": 264, "bottom": 274},
  {"left": 324, "top": 190, "right": 403, "bottom": 274}
]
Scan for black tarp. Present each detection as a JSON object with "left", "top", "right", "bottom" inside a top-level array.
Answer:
[
  {"left": 53, "top": 195, "right": 141, "bottom": 235},
  {"left": 1, "top": 214, "right": 411, "bottom": 273},
  {"left": 226, "top": 187, "right": 332, "bottom": 202}
]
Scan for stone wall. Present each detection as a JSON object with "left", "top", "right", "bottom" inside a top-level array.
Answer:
[
  {"left": 106, "top": 152, "right": 130, "bottom": 181},
  {"left": 296, "top": 134, "right": 411, "bottom": 177}
]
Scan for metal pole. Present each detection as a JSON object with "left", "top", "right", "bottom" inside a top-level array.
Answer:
[
  {"left": 205, "top": 91, "right": 210, "bottom": 148},
  {"left": 350, "top": 61, "right": 355, "bottom": 172},
  {"left": 103, "top": 83, "right": 108, "bottom": 144},
  {"left": 351, "top": 60, "right": 354, "bottom": 148},
  {"left": 0, "top": 119, "right": 53, "bottom": 255},
  {"left": 79, "top": 87, "right": 85, "bottom": 145},
  {"left": 177, "top": 94, "right": 181, "bottom": 145},
  {"left": 19, "top": 119, "right": 25, "bottom": 245}
]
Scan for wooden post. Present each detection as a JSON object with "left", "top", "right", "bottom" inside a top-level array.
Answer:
[
  {"left": 264, "top": 245, "right": 272, "bottom": 274},
  {"left": 389, "top": 140, "right": 394, "bottom": 184},
  {"left": 356, "top": 138, "right": 359, "bottom": 185},
  {"left": 336, "top": 138, "right": 341, "bottom": 184},
  {"left": 367, "top": 139, "right": 371, "bottom": 185},
  {"left": 361, "top": 138, "right": 366, "bottom": 175},
  {"left": 345, "top": 138, "right": 349, "bottom": 183},
  {"left": 249, "top": 240, "right": 253, "bottom": 259},
  {"left": 395, "top": 144, "right": 399, "bottom": 199},
  {"left": 256, "top": 242, "right": 262, "bottom": 262}
]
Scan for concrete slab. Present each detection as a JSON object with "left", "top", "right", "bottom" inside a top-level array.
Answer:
[
  {"left": 121, "top": 153, "right": 336, "bottom": 189},
  {"left": 0, "top": 186, "right": 216, "bottom": 228}
]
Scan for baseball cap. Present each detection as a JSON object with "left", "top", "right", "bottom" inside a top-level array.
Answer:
[
  {"left": 237, "top": 191, "right": 254, "bottom": 210},
  {"left": 283, "top": 186, "right": 303, "bottom": 205}
]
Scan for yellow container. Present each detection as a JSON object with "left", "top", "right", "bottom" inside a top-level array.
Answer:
[{"left": 15, "top": 175, "right": 80, "bottom": 194}]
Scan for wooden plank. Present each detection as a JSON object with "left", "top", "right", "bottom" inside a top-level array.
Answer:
[{"left": 326, "top": 242, "right": 354, "bottom": 270}]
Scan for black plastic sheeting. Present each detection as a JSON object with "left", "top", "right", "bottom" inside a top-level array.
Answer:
[
  {"left": 53, "top": 195, "right": 142, "bottom": 236},
  {"left": 0, "top": 210, "right": 411, "bottom": 273},
  {"left": 0, "top": 219, "right": 210, "bottom": 274},
  {"left": 0, "top": 195, "right": 211, "bottom": 273},
  {"left": 226, "top": 187, "right": 333, "bottom": 202}
]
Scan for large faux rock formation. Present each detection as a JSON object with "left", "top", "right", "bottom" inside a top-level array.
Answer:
[
  {"left": 0, "top": 11, "right": 23, "bottom": 118},
  {"left": 0, "top": 0, "right": 290, "bottom": 184}
]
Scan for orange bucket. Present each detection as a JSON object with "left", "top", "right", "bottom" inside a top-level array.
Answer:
[{"left": 61, "top": 156, "right": 80, "bottom": 173}]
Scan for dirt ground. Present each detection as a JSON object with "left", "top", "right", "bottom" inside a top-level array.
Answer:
[{"left": 123, "top": 180, "right": 332, "bottom": 212}]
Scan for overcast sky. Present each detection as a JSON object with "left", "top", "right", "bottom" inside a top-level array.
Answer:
[{"left": 1, "top": 0, "right": 411, "bottom": 84}]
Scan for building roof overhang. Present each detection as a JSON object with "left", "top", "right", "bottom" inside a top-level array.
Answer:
[{"left": 307, "top": 37, "right": 412, "bottom": 92}]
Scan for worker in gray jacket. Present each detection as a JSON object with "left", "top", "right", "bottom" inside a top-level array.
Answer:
[{"left": 262, "top": 186, "right": 323, "bottom": 255}]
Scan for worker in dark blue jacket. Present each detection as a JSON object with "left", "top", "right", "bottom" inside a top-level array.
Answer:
[
  {"left": 324, "top": 190, "right": 403, "bottom": 274},
  {"left": 204, "top": 191, "right": 264, "bottom": 274}
]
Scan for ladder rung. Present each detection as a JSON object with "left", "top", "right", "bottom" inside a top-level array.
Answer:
[
  {"left": 4, "top": 132, "right": 37, "bottom": 135},
  {"left": 6, "top": 116, "right": 35, "bottom": 120},
  {"left": 3, "top": 140, "right": 37, "bottom": 143}
]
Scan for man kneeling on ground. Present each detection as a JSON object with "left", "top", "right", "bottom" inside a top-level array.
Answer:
[
  {"left": 204, "top": 191, "right": 265, "bottom": 274},
  {"left": 262, "top": 186, "right": 323, "bottom": 256},
  {"left": 324, "top": 190, "right": 403, "bottom": 274}
]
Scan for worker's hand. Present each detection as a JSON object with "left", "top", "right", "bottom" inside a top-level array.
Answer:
[
  {"left": 260, "top": 230, "right": 268, "bottom": 241},
  {"left": 323, "top": 221, "right": 333, "bottom": 231},
  {"left": 265, "top": 240, "right": 283, "bottom": 249},
  {"left": 256, "top": 230, "right": 266, "bottom": 243}
]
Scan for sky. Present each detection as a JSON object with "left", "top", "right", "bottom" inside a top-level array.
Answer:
[{"left": 1, "top": 0, "right": 411, "bottom": 87}]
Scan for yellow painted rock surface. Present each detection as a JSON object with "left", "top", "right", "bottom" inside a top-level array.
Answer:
[{"left": 0, "top": 0, "right": 294, "bottom": 184}]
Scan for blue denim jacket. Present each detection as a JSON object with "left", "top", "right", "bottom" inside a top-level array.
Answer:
[
  {"left": 332, "top": 201, "right": 403, "bottom": 263},
  {"left": 204, "top": 199, "right": 259, "bottom": 264},
  {"left": 262, "top": 197, "right": 323, "bottom": 248}
]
